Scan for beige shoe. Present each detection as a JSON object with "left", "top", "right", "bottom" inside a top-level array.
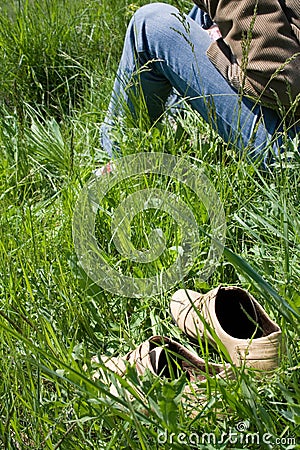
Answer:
[
  {"left": 92, "top": 335, "right": 231, "bottom": 390},
  {"left": 170, "top": 286, "right": 282, "bottom": 370},
  {"left": 92, "top": 336, "right": 233, "bottom": 418}
]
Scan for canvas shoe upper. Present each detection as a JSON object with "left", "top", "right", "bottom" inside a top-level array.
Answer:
[
  {"left": 92, "top": 335, "right": 231, "bottom": 382},
  {"left": 170, "top": 286, "right": 282, "bottom": 370}
]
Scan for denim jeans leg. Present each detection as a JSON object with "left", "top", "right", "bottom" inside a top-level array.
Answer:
[{"left": 100, "top": 2, "right": 282, "bottom": 164}]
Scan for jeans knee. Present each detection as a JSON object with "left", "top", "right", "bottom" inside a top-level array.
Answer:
[
  {"left": 133, "top": 2, "right": 178, "bottom": 22},
  {"left": 130, "top": 2, "right": 180, "bottom": 53}
]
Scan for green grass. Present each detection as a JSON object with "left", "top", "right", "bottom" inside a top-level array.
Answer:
[{"left": 0, "top": 0, "right": 300, "bottom": 449}]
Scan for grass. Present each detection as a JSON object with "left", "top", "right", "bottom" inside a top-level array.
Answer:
[{"left": 0, "top": 0, "right": 299, "bottom": 448}]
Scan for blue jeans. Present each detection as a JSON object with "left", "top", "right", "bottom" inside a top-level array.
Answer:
[{"left": 100, "top": 3, "right": 299, "bottom": 166}]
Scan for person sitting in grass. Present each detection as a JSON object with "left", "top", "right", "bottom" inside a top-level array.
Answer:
[{"left": 100, "top": 1, "right": 300, "bottom": 168}]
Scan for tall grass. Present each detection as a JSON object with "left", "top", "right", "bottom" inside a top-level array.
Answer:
[{"left": 0, "top": 0, "right": 299, "bottom": 449}]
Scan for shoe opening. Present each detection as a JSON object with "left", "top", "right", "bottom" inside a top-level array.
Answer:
[
  {"left": 149, "top": 342, "right": 183, "bottom": 379},
  {"left": 215, "top": 288, "right": 263, "bottom": 339},
  {"left": 149, "top": 339, "right": 222, "bottom": 381}
]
